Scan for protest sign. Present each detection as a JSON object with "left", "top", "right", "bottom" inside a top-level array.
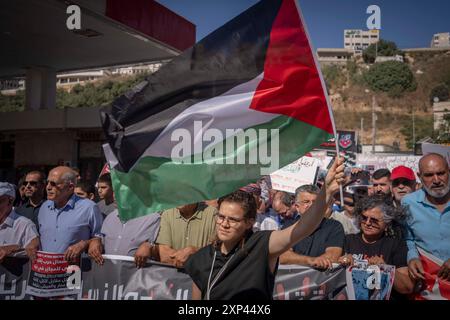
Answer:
[
  {"left": 345, "top": 260, "right": 395, "bottom": 300},
  {"left": 270, "top": 156, "right": 319, "bottom": 193},
  {"left": 25, "top": 251, "right": 80, "bottom": 298}
]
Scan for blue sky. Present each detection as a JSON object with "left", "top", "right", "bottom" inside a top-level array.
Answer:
[{"left": 157, "top": 0, "right": 450, "bottom": 49}]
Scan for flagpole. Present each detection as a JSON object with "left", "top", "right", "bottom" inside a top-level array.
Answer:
[{"left": 293, "top": 0, "right": 345, "bottom": 208}]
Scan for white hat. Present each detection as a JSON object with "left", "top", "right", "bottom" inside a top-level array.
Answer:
[{"left": 0, "top": 182, "right": 16, "bottom": 199}]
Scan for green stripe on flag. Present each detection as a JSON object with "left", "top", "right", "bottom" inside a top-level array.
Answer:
[{"left": 111, "top": 115, "right": 332, "bottom": 220}]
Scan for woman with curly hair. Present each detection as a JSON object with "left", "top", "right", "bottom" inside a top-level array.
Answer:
[{"left": 338, "top": 195, "right": 415, "bottom": 296}]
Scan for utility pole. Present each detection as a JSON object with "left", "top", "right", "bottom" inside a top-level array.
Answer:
[
  {"left": 360, "top": 117, "right": 364, "bottom": 145},
  {"left": 372, "top": 95, "right": 377, "bottom": 154},
  {"left": 412, "top": 108, "right": 416, "bottom": 150}
]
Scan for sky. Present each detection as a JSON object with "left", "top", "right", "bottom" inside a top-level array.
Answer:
[{"left": 157, "top": 0, "right": 450, "bottom": 49}]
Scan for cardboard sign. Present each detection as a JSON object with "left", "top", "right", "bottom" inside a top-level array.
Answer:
[{"left": 270, "top": 156, "right": 319, "bottom": 193}]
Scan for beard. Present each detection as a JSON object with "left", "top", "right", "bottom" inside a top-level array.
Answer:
[{"left": 423, "top": 183, "right": 450, "bottom": 199}]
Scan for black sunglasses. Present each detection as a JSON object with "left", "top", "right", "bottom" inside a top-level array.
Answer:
[{"left": 22, "top": 181, "right": 39, "bottom": 187}]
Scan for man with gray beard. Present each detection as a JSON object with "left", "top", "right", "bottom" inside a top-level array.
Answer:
[{"left": 402, "top": 153, "right": 450, "bottom": 282}]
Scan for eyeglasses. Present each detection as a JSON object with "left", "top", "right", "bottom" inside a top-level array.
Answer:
[
  {"left": 359, "top": 214, "right": 383, "bottom": 227},
  {"left": 392, "top": 179, "right": 415, "bottom": 188},
  {"left": 22, "top": 181, "right": 39, "bottom": 187},
  {"left": 215, "top": 213, "right": 246, "bottom": 227}
]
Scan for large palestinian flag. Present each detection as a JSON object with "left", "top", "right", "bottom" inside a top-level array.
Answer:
[{"left": 101, "top": 0, "right": 336, "bottom": 220}]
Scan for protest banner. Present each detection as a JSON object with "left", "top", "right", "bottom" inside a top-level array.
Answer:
[
  {"left": 0, "top": 257, "right": 30, "bottom": 300},
  {"left": 273, "top": 264, "right": 347, "bottom": 300},
  {"left": 80, "top": 255, "right": 192, "bottom": 300},
  {"left": 0, "top": 255, "right": 399, "bottom": 300},
  {"left": 270, "top": 156, "right": 319, "bottom": 193},
  {"left": 422, "top": 143, "right": 450, "bottom": 166},
  {"left": 25, "top": 251, "right": 80, "bottom": 298}
]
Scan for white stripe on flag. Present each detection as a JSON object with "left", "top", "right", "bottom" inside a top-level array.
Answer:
[{"left": 141, "top": 73, "right": 279, "bottom": 159}]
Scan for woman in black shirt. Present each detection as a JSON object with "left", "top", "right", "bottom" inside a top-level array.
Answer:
[
  {"left": 184, "top": 158, "right": 345, "bottom": 300},
  {"left": 338, "top": 195, "right": 415, "bottom": 295}
]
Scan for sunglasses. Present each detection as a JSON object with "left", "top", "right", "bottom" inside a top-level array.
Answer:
[
  {"left": 22, "top": 181, "right": 39, "bottom": 187},
  {"left": 359, "top": 214, "right": 383, "bottom": 226}
]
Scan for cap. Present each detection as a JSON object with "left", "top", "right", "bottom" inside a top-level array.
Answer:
[
  {"left": 0, "top": 182, "right": 16, "bottom": 199},
  {"left": 391, "top": 166, "right": 415, "bottom": 181},
  {"left": 239, "top": 183, "right": 261, "bottom": 196}
]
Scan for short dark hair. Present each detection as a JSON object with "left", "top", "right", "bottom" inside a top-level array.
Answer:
[
  {"left": 295, "top": 184, "right": 320, "bottom": 202},
  {"left": 26, "top": 171, "right": 46, "bottom": 182},
  {"left": 97, "top": 173, "right": 112, "bottom": 187},
  {"left": 372, "top": 168, "right": 391, "bottom": 180},
  {"left": 275, "top": 191, "right": 294, "bottom": 207},
  {"left": 218, "top": 190, "right": 257, "bottom": 220},
  {"left": 76, "top": 181, "right": 95, "bottom": 195}
]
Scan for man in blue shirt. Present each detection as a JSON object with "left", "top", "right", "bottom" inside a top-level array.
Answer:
[
  {"left": 402, "top": 153, "right": 450, "bottom": 282},
  {"left": 280, "top": 185, "right": 344, "bottom": 269},
  {"left": 38, "top": 166, "right": 103, "bottom": 263}
]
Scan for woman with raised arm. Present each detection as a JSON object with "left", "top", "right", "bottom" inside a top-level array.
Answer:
[{"left": 184, "top": 157, "right": 345, "bottom": 300}]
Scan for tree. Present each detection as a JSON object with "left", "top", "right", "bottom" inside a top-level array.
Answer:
[
  {"left": 429, "top": 83, "right": 449, "bottom": 103},
  {"left": 322, "top": 65, "right": 346, "bottom": 90},
  {"left": 364, "top": 61, "right": 416, "bottom": 97},
  {"left": 400, "top": 115, "right": 433, "bottom": 149},
  {"left": 363, "top": 39, "right": 402, "bottom": 64}
]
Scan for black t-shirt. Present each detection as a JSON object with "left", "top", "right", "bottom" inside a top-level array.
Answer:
[
  {"left": 184, "top": 231, "right": 276, "bottom": 300},
  {"left": 283, "top": 217, "right": 345, "bottom": 257},
  {"left": 344, "top": 233, "right": 407, "bottom": 267}
]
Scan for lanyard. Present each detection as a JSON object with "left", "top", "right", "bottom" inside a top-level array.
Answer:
[{"left": 205, "top": 250, "right": 236, "bottom": 300}]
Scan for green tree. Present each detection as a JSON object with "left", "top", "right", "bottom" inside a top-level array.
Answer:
[
  {"left": 364, "top": 61, "right": 416, "bottom": 96},
  {"left": 363, "top": 39, "right": 402, "bottom": 64},
  {"left": 429, "top": 83, "right": 449, "bottom": 103},
  {"left": 322, "top": 65, "right": 346, "bottom": 90}
]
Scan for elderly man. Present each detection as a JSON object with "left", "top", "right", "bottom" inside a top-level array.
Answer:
[
  {"left": 88, "top": 209, "right": 161, "bottom": 268},
  {"left": 0, "top": 182, "right": 39, "bottom": 262},
  {"left": 402, "top": 153, "right": 450, "bottom": 282},
  {"left": 16, "top": 171, "right": 46, "bottom": 227},
  {"left": 280, "top": 185, "right": 344, "bottom": 269},
  {"left": 38, "top": 166, "right": 103, "bottom": 263},
  {"left": 390, "top": 166, "right": 417, "bottom": 207},
  {"left": 156, "top": 203, "right": 217, "bottom": 268}
]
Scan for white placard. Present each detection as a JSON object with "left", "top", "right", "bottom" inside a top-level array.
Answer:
[{"left": 270, "top": 156, "right": 319, "bottom": 193}]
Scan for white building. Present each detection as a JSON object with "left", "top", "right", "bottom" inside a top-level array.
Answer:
[
  {"left": 316, "top": 48, "right": 354, "bottom": 65},
  {"left": 344, "top": 29, "right": 380, "bottom": 54},
  {"left": 375, "top": 55, "right": 404, "bottom": 63},
  {"left": 431, "top": 32, "right": 450, "bottom": 48}
]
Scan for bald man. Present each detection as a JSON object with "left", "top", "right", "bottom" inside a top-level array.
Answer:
[
  {"left": 402, "top": 153, "right": 450, "bottom": 282},
  {"left": 38, "top": 166, "right": 103, "bottom": 263}
]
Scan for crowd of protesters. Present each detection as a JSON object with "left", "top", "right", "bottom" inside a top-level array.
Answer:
[{"left": 0, "top": 152, "right": 449, "bottom": 300}]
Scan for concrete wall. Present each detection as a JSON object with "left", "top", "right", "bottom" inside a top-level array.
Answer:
[
  {"left": 14, "top": 131, "right": 78, "bottom": 167},
  {"left": 0, "top": 106, "right": 105, "bottom": 131}
]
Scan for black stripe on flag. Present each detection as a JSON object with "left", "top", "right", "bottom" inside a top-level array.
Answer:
[{"left": 101, "top": 0, "right": 283, "bottom": 172}]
